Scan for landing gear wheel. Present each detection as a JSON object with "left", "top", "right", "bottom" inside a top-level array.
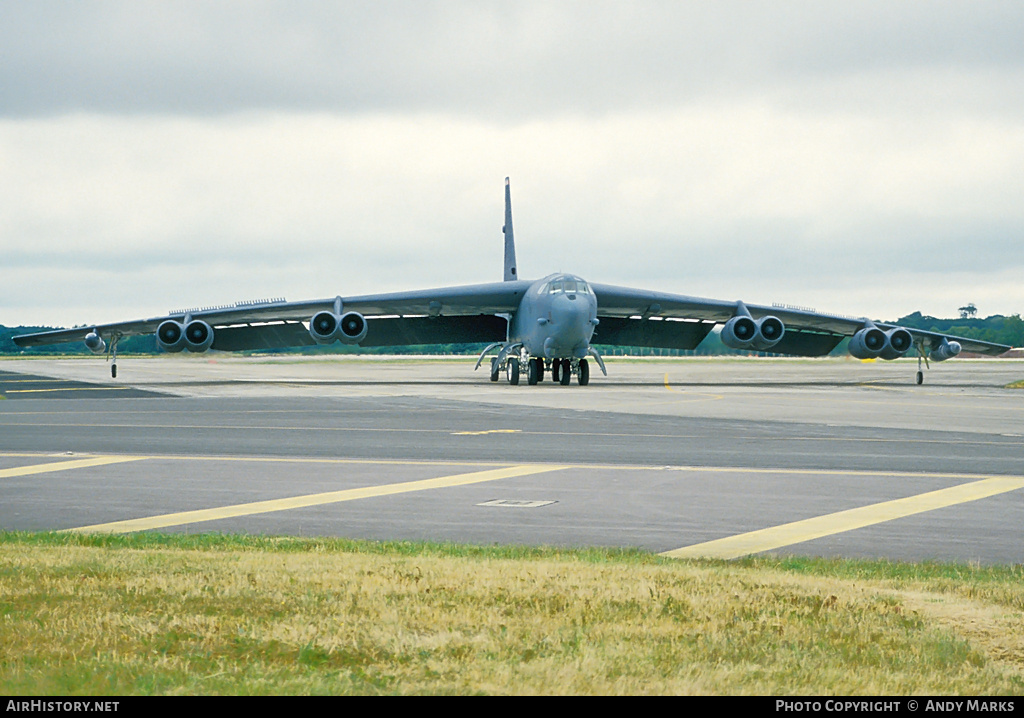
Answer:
[
  {"left": 490, "top": 357, "right": 500, "bottom": 382},
  {"left": 578, "top": 358, "right": 589, "bottom": 386},
  {"left": 550, "top": 359, "right": 561, "bottom": 383},
  {"left": 527, "top": 358, "right": 539, "bottom": 385},
  {"left": 111, "top": 364, "right": 117, "bottom": 379},
  {"left": 507, "top": 358, "right": 520, "bottom": 385},
  {"left": 534, "top": 357, "right": 544, "bottom": 383},
  {"left": 560, "top": 359, "right": 571, "bottom": 386},
  {"left": 916, "top": 371, "right": 924, "bottom": 385}
]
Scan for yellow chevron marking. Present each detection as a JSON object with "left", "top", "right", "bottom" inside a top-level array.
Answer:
[
  {"left": 662, "top": 476, "right": 1024, "bottom": 559},
  {"left": 64, "top": 463, "right": 566, "bottom": 534}
]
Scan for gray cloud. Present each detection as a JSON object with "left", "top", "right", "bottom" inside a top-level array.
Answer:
[
  {"left": 3, "top": 1, "right": 1023, "bottom": 327},
  {"left": 3, "top": 1, "right": 1023, "bottom": 118}
]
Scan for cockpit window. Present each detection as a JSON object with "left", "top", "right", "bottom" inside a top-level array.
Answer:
[{"left": 546, "top": 277, "right": 589, "bottom": 294}]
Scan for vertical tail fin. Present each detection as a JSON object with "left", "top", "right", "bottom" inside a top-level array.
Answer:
[{"left": 503, "top": 177, "right": 518, "bottom": 281}]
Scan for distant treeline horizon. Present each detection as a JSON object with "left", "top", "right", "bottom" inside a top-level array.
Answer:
[{"left": 3, "top": 311, "right": 1022, "bottom": 358}]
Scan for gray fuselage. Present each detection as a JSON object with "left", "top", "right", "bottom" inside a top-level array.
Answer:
[{"left": 508, "top": 273, "right": 598, "bottom": 359}]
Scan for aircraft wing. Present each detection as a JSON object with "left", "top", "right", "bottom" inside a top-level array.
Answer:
[
  {"left": 12, "top": 281, "right": 532, "bottom": 351},
  {"left": 588, "top": 283, "right": 1011, "bottom": 357},
  {"left": 13, "top": 278, "right": 1010, "bottom": 358}
]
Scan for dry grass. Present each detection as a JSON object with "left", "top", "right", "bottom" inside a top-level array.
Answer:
[{"left": 1, "top": 533, "right": 1022, "bottom": 695}]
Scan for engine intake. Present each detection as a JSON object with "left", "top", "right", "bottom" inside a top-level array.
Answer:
[
  {"left": 721, "top": 315, "right": 785, "bottom": 351},
  {"left": 157, "top": 320, "right": 186, "bottom": 353},
  {"left": 309, "top": 311, "right": 340, "bottom": 345},
  {"left": 157, "top": 319, "right": 215, "bottom": 353},
  {"left": 879, "top": 328, "right": 913, "bottom": 360},
  {"left": 850, "top": 326, "right": 913, "bottom": 361},
  {"left": 848, "top": 327, "right": 887, "bottom": 359},
  {"left": 338, "top": 311, "right": 367, "bottom": 344},
  {"left": 753, "top": 316, "right": 785, "bottom": 350},
  {"left": 308, "top": 310, "right": 368, "bottom": 345},
  {"left": 184, "top": 320, "right": 214, "bottom": 352}
]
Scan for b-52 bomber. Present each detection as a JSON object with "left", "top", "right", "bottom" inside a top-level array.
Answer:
[{"left": 14, "top": 178, "right": 1010, "bottom": 384}]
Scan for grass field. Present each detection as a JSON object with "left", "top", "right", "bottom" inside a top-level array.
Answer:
[{"left": 1, "top": 531, "right": 1022, "bottom": 695}]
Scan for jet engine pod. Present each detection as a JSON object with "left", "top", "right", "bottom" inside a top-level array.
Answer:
[
  {"left": 751, "top": 316, "right": 785, "bottom": 351},
  {"left": 338, "top": 311, "right": 367, "bottom": 344},
  {"left": 184, "top": 320, "right": 214, "bottom": 353},
  {"left": 721, "top": 315, "right": 785, "bottom": 351},
  {"left": 720, "top": 316, "right": 758, "bottom": 350},
  {"left": 879, "top": 327, "right": 913, "bottom": 360},
  {"left": 84, "top": 331, "right": 106, "bottom": 355},
  {"left": 931, "top": 339, "right": 962, "bottom": 362},
  {"left": 157, "top": 320, "right": 186, "bottom": 353},
  {"left": 307, "top": 311, "right": 366, "bottom": 344},
  {"left": 848, "top": 327, "right": 887, "bottom": 359},
  {"left": 309, "top": 311, "right": 341, "bottom": 345}
]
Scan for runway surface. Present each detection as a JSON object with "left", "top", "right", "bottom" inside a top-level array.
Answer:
[{"left": 1, "top": 356, "right": 1022, "bottom": 563}]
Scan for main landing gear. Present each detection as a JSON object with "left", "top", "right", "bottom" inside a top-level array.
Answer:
[
  {"left": 540, "top": 357, "right": 589, "bottom": 386},
  {"left": 483, "top": 349, "right": 590, "bottom": 386}
]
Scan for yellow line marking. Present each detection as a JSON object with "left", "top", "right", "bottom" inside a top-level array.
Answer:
[
  {"left": 662, "top": 476, "right": 1024, "bottom": 560},
  {"left": 0, "top": 455, "right": 148, "bottom": 479},
  {"left": 3, "top": 387, "right": 132, "bottom": 394},
  {"left": 451, "top": 429, "right": 522, "bottom": 436},
  {"left": 0, "top": 451, "right": 549, "bottom": 470},
  {"left": 63, "top": 463, "right": 567, "bottom": 534}
]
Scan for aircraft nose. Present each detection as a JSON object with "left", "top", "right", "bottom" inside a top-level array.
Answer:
[{"left": 546, "top": 294, "right": 595, "bottom": 357}]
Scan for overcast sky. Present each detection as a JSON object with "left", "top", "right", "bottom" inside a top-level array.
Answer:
[{"left": 3, "top": 1, "right": 1023, "bottom": 327}]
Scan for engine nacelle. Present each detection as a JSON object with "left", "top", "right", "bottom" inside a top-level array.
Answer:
[
  {"left": 309, "top": 311, "right": 341, "bottom": 345},
  {"left": 720, "top": 316, "right": 757, "bottom": 350},
  {"left": 157, "top": 320, "right": 186, "bottom": 353},
  {"left": 879, "top": 328, "right": 913, "bottom": 360},
  {"left": 720, "top": 315, "right": 785, "bottom": 351},
  {"left": 309, "top": 310, "right": 367, "bottom": 345},
  {"left": 184, "top": 320, "right": 214, "bottom": 353},
  {"left": 338, "top": 311, "right": 367, "bottom": 345},
  {"left": 752, "top": 316, "right": 785, "bottom": 350},
  {"left": 931, "top": 339, "right": 962, "bottom": 362},
  {"left": 848, "top": 327, "right": 887, "bottom": 359},
  {"left": 84, "top": 331, "right": 106, "bottom": 355}
]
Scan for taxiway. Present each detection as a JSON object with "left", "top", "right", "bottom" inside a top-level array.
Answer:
[{"left": 1, "top": 356, "right": 1021, "bottom": 563}]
